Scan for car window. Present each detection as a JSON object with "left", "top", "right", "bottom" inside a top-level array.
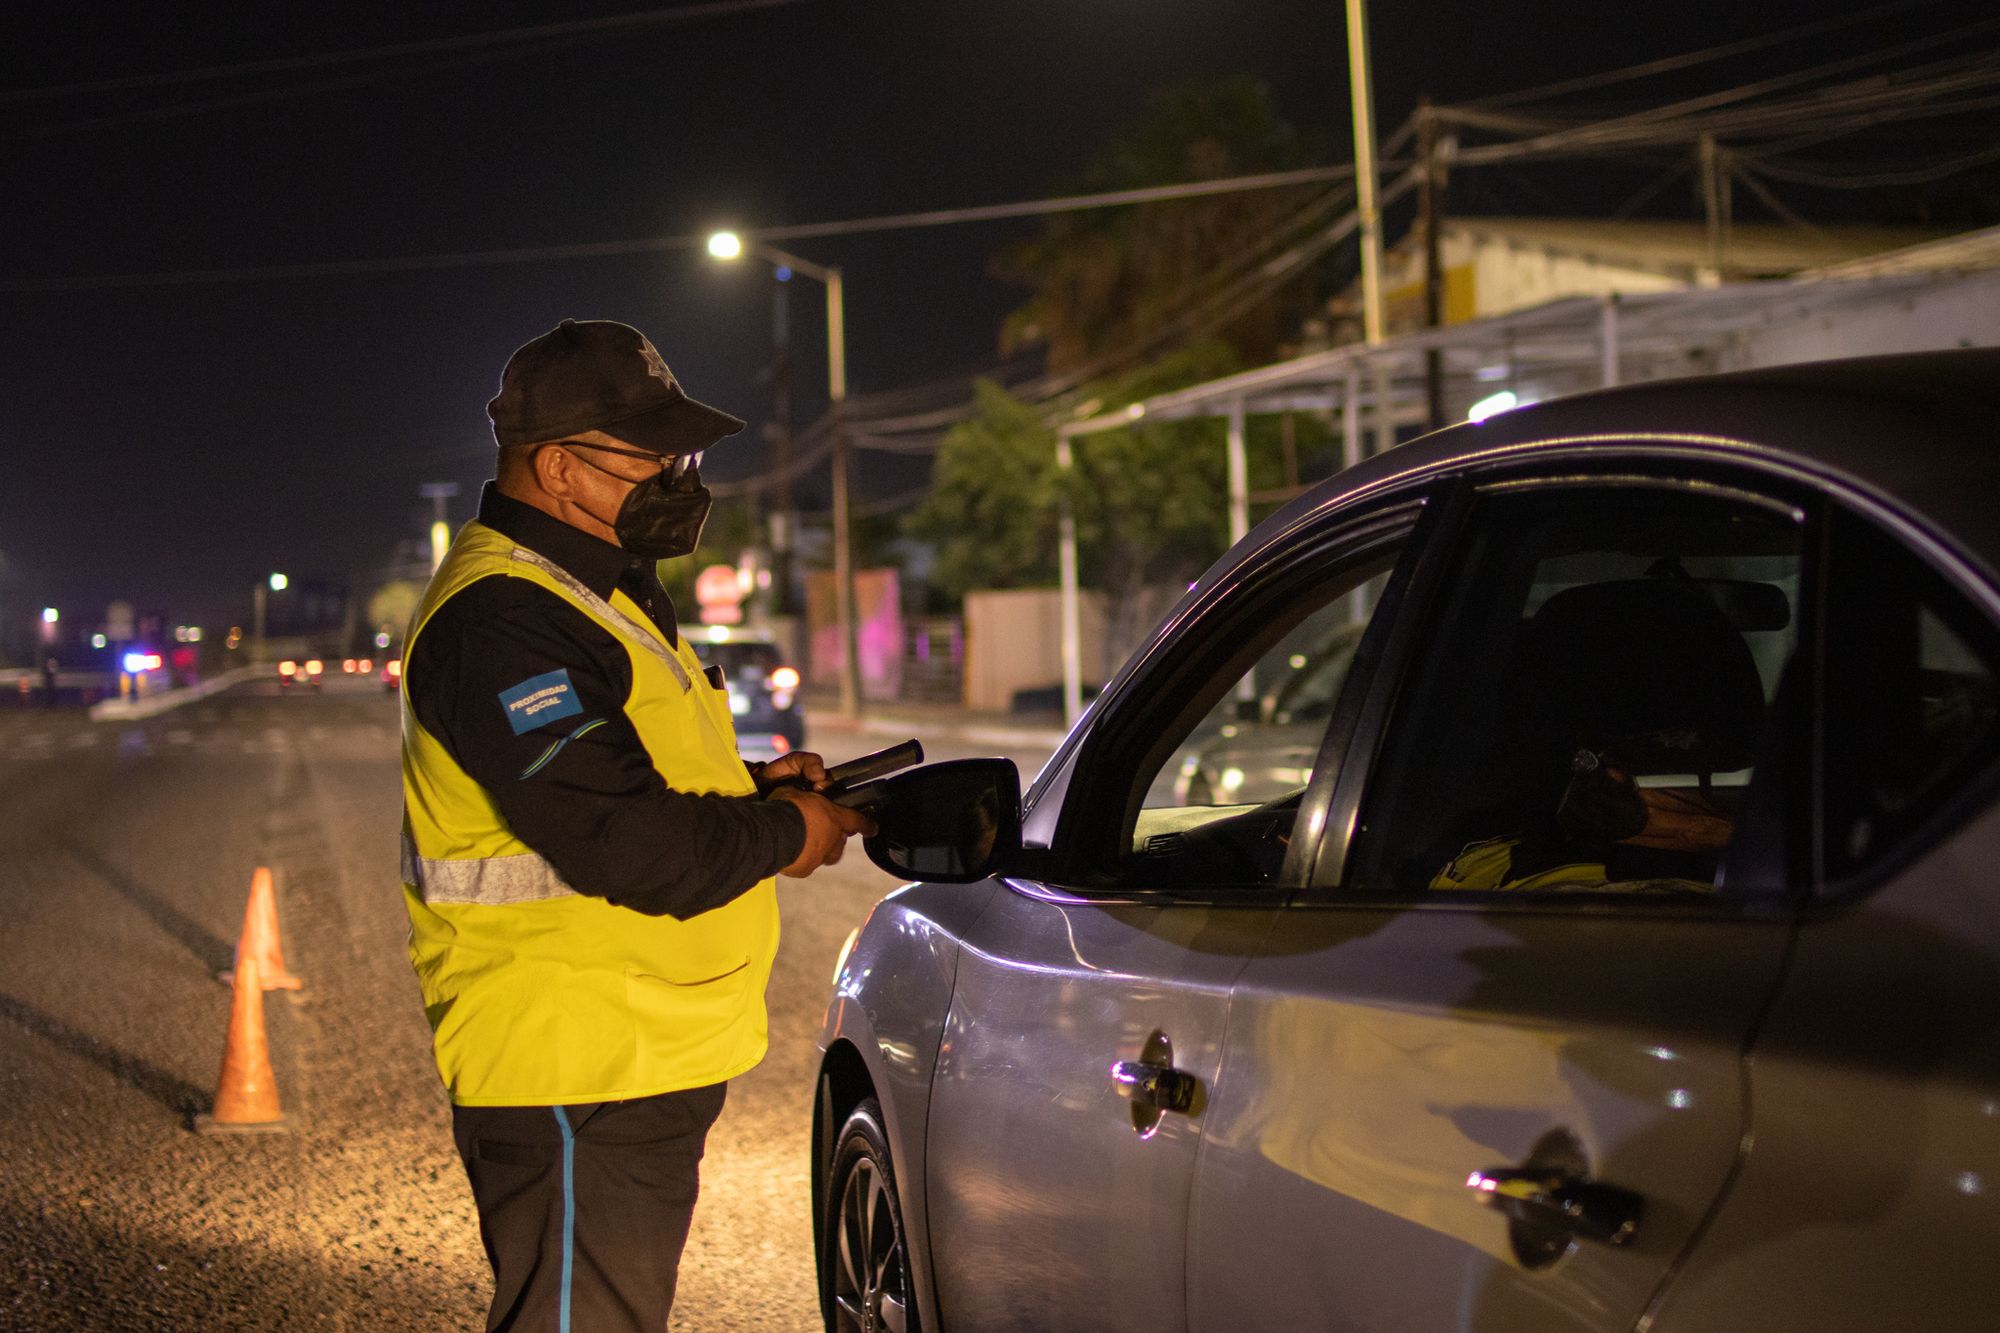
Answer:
[
  {"left": 1822, "top": 508, "right": 2000, "bottom": 883},
  {"left": 1110, "top": 540, "right": 1406, "bottom": 888},
  {"left": 1349, "top": 483, "right": 1804, "bottom": 899},
  {"left": 1138, "top": 599, "right": 1375, "bottom": 810}
]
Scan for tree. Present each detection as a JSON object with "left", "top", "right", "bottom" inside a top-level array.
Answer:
[
  {"left": 1061, "top": 343, "right": 1245, "bottom": 653},
  {"left": 905, "top": 381, "right": 1062, "bottom": 600},
  {"left": 997, "top": 75, "right": 1325, "bottom": 375},
  {"left": 907, "top": 342, "right": 1249, "bottom": 654}
]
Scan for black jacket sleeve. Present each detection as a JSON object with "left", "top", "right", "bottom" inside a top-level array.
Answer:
[{"left": 405, "top": 575, "right": 806, "bottom": 920}]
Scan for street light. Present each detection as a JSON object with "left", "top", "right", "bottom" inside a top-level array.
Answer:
[{"left": 707, "top": 229, "right": 861, "bottom": 721}]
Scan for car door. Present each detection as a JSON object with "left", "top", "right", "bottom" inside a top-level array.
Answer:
[
  {"left": 1189, "top": 469, "right": 1812, "bottom": 1331},
  {"left": 922, "top": 498, "right": 1424, "bottom": 1332},
  {"left": 1650, "top": 503, "right": 2000, "bottom": 1330}
]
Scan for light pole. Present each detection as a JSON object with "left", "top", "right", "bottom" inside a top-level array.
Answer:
[
  {"left": 708, "top": 230, "right": 861, "bottom": 721},
  {"left": 253, "top": 571, "right": 287, "bottom": 666},
  {"left": 420, "top": 481, "right": 460, "bottom": 572}
]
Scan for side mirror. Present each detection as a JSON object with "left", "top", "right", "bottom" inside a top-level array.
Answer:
[{"left": 859, "top": 757, "right": 1022, "bottom": 884}]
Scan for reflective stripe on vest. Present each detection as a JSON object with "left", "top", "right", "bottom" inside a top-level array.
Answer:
[
  {"left": 508, "top": 546, "right": 692, "bottom": 693},
  {"left": 401, "top": 830, "right": 577, "bottom": 905}
]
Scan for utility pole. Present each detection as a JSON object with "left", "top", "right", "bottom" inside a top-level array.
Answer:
[
  {"left": 1418, "top": 97, "right": 1447, "bottom": 431},
  {"left": 768, "top": 271, "right": 795, "bottom": 617},
  {"left": 1699, "top": 134, "right": 1732, "bottom": 284},
  {"left": 824, "top": 266, "right": 862, "bottom": 722},
  {"left": 704, "top": 231, "right": 860, "bottom": 719},
  {"left": 1346, "top": 0, "right": 1387, "bottom": 347}
]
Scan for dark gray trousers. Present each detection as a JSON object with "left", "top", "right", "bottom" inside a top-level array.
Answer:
[{"left": 452, "top": 1082, "right": 728, "bottom": 1332}]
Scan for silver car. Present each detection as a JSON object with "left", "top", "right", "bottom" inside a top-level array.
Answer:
[{"left": 815, "top": 349, "right": 2000, "bottom": 1332}]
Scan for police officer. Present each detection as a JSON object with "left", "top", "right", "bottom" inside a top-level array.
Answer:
[{"left": 399, "top": 319, "right": 873, "bottom": 1331}]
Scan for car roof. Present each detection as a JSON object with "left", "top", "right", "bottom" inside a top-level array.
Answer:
[{"left": 1259, "top": 347, "right": 2000, "bottom": 591}]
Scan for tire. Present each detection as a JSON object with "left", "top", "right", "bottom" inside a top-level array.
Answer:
[{"left": 822, "top": 1098, "right": 920, "bottom": 1333}]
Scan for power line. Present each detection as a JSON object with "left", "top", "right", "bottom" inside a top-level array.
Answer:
[
  {"left": 848, "top": 188, "right": 1366, "bottom": 439},
  {"left": 1726, "top": 164, "right": 1824, "bottom": 232},
  {"left": 1456, "top": 31, "right": 2000, "bottom": 155},
  {"left": 1467, "top": 0, "right": 1952, "bottom": 109},
  {"left": 849, "top": 168, "right": 1419, "bottom": 454},
  {"left": 0, "top": 0, "right": 804, "bottom": 103},
  {"left": 850, "top": 483, "right": 937, "bottom": 520},
  {"left": 707, "top": 422, "right": 836, "bottom": 499},
  {"left": 1750, "top": 139, "right": 2000, "bottom": 189},
  {"left": 0, "top": 163, "right": 1374, "bottom": 293},
  {"left": 855, "top": 176, "right": 1374, "bottom": 435},
  {"left": 725, "top": 172, "right": 1403, "bottom": 484},
  {"left": 9, "top": 32, "right": 609, "bottom": 140},
  {"left": 746, "top": 165, "right": 1363, "bottom": 242},
  {"left": 1447, "top": 45, "right": 2000, "bottom": 167},
  {"left": 1611, "top": 160, "right": 1690, "bottom": 218},
  {"left": 1447, "top": 26, "right": 2000, "bottom": 155}
]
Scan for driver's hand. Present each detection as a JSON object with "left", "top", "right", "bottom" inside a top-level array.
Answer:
[
  {"left": 1556, "top": 750, "right": 1648, "bottom": 844},
  {"left": 756, "top": 751, "right": 831, "bottom": 795}
]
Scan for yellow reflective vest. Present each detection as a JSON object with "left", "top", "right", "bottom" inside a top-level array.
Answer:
[{"left": 400, "top": 519, "right": 779, "bottom": 1106}]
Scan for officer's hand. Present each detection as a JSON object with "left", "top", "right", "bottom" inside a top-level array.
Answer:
[
  {"left": 756, "top": 751, "right": 831, "bottom": 794},
  {"left": 770, "top": 787, "right": 878, "bottom": 877}
]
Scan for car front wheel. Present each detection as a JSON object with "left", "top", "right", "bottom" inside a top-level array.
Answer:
[{"left": 823, "top": 1098, "right": 918, "bottom": 1333}]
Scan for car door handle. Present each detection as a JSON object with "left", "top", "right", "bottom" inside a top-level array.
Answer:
[
  {"left": 1466, "top": 1167, "right": 1643, "bottom": 1247},
  {"left": 1109, "top": 1060, "right": 1199, "bottom": 1115}
]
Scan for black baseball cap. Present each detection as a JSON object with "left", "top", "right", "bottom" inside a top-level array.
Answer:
[{"left": 487, "top": 319, "right": 746, "bottom": 454}]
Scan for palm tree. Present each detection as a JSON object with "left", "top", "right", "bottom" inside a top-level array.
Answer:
[{"left": 997, "top": 75, "right": 1329, "bottom": 375}]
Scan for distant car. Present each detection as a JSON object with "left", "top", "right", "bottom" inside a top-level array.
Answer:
[
  {"left": 276, "top": 658, "right": 322, "bottom": 690},
  {"left": 1156, "top": 618, "right": 1369, "bottom": 806},
  {"left": 381, "top": 658, "right": 402, "bottom": 692},
  {"left": 813, "top": 350, "right": 2000, "bottom": 1332},
  {"left": 688, "top": 627, "right": 805, "bottom": 761}
]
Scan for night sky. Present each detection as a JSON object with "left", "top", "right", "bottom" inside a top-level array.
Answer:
[{"left": 1, "top": 0, "right": 1987, "bottom": 634}]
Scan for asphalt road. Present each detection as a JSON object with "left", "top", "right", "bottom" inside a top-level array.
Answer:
[{"left": 0, "top": 676, "right": 1053, "bottom": 1331}]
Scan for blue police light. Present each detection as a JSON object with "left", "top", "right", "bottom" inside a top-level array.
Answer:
[{"left": 123, "top": 651, "right": 150, "bottom": 674}]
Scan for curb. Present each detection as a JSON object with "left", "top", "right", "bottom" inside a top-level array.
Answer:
[{"left": 89, "top": 665, "right": 264, "bottom": 722}]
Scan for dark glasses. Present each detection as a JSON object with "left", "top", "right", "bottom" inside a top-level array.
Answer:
[{"left": 558, "top": 440, "right": 702, "bottom": 481}]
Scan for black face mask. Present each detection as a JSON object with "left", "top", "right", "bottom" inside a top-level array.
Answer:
[{"left": 569, "top": 449, "right": 712, "bottom": 559}]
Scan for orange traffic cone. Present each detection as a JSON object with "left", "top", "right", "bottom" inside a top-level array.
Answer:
[
  {"left": 221, "top": 866, "right": 303, "bottom": 991},
  {"left": 195, "top": 955, "right": 286, "bottom": 1134}
]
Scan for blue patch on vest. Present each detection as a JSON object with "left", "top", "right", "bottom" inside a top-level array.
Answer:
[{"left": 498, "top": 669, "right": 584, "bottom": 735}]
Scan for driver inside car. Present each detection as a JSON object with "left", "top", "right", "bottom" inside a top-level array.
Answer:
[
  {"left": 1430, "top": 743, "right": 1739, "bottom": 891},
  {"left": 1427, "top": 577, "right": 1767, "bottom": 893}
]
